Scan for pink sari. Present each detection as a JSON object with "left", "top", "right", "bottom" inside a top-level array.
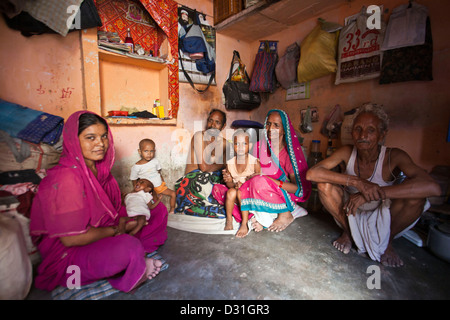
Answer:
[
  {"left": 213, "top": 109, "right": 311, "bottom": 226},
  {"left": 30, "top": 111, "right": 168, "bottom": 292}
]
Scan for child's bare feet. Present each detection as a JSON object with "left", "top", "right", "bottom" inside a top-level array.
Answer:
[
  {"left": 224, "top": 218, "right": 234, "bottom": 230},
  {"left": 236, "top": 224, "right": 249, "bottom": 238}
]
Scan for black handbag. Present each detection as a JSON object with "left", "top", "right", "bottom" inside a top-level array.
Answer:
[{"left": 223, "top": 51, "right": 261, "bottom": 110}]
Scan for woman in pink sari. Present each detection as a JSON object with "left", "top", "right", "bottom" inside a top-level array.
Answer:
[
  {"left": 213, "top": 109, "right": 311, "bottom": 233},
  {"left": 30, "top": 111, "right": 168, "bottom": 293}
]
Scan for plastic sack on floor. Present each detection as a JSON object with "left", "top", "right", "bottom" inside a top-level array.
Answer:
[{"left": 0, "top": 212, "right": 32, "bottom": 299}]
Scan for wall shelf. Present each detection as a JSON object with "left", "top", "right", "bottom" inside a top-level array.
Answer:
[
  {"left": 214, "top": 0, "right": 347, "bottom": 42},
  {"left": 98, "top": 48, "right": 168, "bottom": 70},
  {"left": 81, "top": 28, "right": 175, "bottom": 126},
  {"left": 106, "top": 117, "right": 176, "bottom": 126}
]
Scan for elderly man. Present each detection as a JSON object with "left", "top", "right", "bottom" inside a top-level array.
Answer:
[
  {"left": 306, "top": 104, "right": 441, "bottom": 267},
  {"left": 175, "top": 109, "right": 229, "bottom": 217}
]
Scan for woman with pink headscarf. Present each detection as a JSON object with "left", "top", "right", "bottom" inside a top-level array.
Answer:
[
  {"left": 214, "top": 109, "right": 312, "bottom": 233},
  {"left": 30, "top": 111, "right": 168, "bottom": 293}
]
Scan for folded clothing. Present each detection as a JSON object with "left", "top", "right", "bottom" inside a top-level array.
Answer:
[{"left": 0, "top": 99, "right": 63, "bottom": 145}]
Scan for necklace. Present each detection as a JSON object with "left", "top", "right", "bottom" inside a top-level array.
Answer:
[{"left": 356, "top": 146, "right": 380, "bottom": 182}]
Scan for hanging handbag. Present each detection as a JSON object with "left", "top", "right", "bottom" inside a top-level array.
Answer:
[
  {"left": 249, "top": 41, "right": 278, "bottom": 92},
  {"left": 179, "top": 11, "right": 215, "bottom": 93},
  {"left": 223, "top": 51, "right": 261, "bottom": 110}
]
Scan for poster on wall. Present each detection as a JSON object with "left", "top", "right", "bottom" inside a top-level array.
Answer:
[
  {"left": 178, "top": 6, "right": 216, "bottom": 86},
  {"left": 286, "top": 82, "right": 310, "bottom": 100}
]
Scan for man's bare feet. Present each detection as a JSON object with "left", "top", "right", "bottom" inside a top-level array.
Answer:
[
  {"left": 333, "top": 232, "right": 352, "bottom": 254},
  {"left": 267, "top": 211, "right": 294, "bottom": 232},
  {"left": 380, "top": 244, "right": 404, "bottom": 267},
  {"left": 250, "top": 216, "right": 264, "bottom": 232},
  {"left": 236, "top": 224, "right": 249, "bottom": 238},
  {"left": 145, "top": 258, "right": 162, "bottom": 279}
]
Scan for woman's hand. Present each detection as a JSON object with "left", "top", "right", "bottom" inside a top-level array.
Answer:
[
  {"left": 116, "top": 216, "right": 139, "bottom": 235},
  {"left": 128, "top": 216, "right": 147, "bottom": 236}
]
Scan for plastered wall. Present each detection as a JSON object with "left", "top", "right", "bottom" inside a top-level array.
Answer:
[{"left": 0, "top": 0, "right": 448, "bottom": 200}]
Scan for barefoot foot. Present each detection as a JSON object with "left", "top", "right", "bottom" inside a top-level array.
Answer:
[
  {"left": 380, "top": 244, "right": 404, "bottom": 267},
  {"left": 224, "top": 218, "right": 234, "bottom": 231},
  {"left": 145, "top": 258, "right": 162, "bottom": 279},
  {"left": 267, "top": 211, "right": 294, "bottom": 232},
  {"left": 250, "top": 216, "right": 264, "bottom": 232},
  {"left": 333, "top": 232, "right": 352, "bottom": 254},
  {"left": 236, "top": 224, "right": 249, "bottom": 238}
]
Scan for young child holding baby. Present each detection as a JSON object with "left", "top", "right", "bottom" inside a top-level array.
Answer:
[{"left": 130, "top": 139, "right": 176, "bottom": 213}]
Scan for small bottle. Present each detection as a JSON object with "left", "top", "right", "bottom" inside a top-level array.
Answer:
[
  {"left": 326, "top": 139, "right": 333, "bottom": 158},
  {"left": 124, "top": 28, "right": 134, "bottom": 53}
]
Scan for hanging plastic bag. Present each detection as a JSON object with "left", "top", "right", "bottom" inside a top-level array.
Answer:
[
  {"left": 381, "top": 2, "right": 428, "bottom": 50},
  {"left": 320, "top": 104, "right": 343, "bottom": 139},
  {"left": 275, "top": 42, "right": 300, "bottom": 89},
  {"left": 297, "top": 19, "right": 340, "bottom": 83},
  {"left": 335, "top": 7, "right": 386, "bottom": 85},
  {"left": 300, "top": 106, "right": 313, "bottom": 133}
]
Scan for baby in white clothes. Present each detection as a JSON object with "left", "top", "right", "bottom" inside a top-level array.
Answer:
[{"left": 124, "top": 178, "right": 162, "bottom": 235}]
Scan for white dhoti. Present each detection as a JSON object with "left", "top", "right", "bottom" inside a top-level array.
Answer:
[{"left": 347, "top": 199, "right": 430, "bottom": 262}]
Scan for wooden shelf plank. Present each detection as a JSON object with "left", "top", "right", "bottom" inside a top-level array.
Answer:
[
  {"left": 98, "top": 48, "right": 168, "bottom": 70},
  {"left": 106, "top": 117, "right": 177, "bottom": 126}
]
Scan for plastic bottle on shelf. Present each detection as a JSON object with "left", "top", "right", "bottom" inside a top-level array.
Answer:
[{"left": 124, "top": 28, "right": 134, "bottom": 53}]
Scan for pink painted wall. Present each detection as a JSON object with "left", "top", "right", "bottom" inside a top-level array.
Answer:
[
  {"left": 0, "top": 0, "right": 448, "bottom": 197},
  {"left": 247, "top": 0, "right": 450, "bottom": 171}
]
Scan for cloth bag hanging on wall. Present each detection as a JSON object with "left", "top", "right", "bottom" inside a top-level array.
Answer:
[
  {"left": 275, "top": 42, "right": 300, "bottom": 89},
  {"left": 379, "top": 3, "right": 432, "bottom": 84},
  {"left": 335, "top": 7, "right": 386, "bottom": 85},
  {"left": 223, "top": 51, "right": 261, "bottom": 110},
  {"left": 249, "top": 41, "right": 278, "bottom": 93},
  {"left": 381, "top": 2, "right": 428, "bottom": 51},
  {"left": 297, "top": 19, "right": 340, "bottom": 83},
  {"left": 180, "top": 12, "right": 215, "bottom": 74}
]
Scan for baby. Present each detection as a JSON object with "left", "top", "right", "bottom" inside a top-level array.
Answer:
[
  {"left": 224, "top": 129, "right": 261, "bottom": 238},
  {"left": 124, "top": 178, "right": 162, "bottom": 236},
  {"left": 130, "top": 138, "right": 176, "bottom": 213}
]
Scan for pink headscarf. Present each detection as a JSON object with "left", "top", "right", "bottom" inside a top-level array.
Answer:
[
  {"left": 256, "top": 109, "right": 311, "bottom": 203},
  {"left": 30, "top": 111, "right": 122, "bottom": 239}
]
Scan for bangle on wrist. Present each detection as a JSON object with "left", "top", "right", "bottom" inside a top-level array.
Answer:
[
  {"left": 346, "top": 176, "right": 350, "bottom": 187},
  {"left": 111, "top": 225, "right": 119, "bottom": 236},
  {"left": 279, "top": 180, "right": 283, "bottom": 189}
]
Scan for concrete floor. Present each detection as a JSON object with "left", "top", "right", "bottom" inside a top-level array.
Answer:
[{"left": 27, "top": 196, "right": 450, "bottom": 301}]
